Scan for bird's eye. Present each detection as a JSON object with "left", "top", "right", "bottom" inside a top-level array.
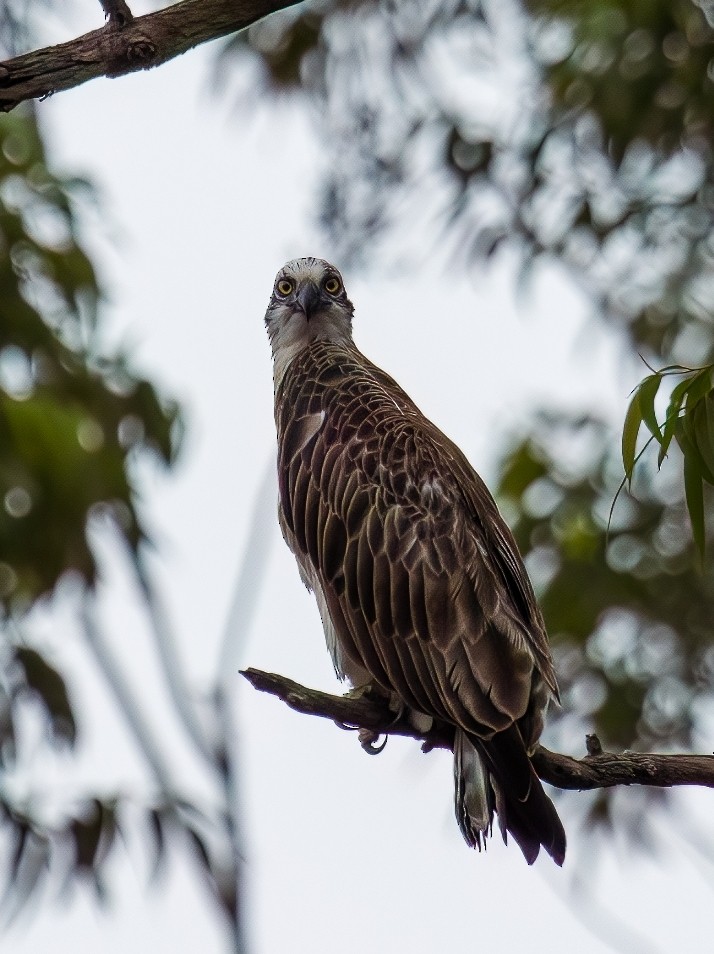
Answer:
[
  {"left": 324, "top": 276, "right": 341, "bottom": 295},
  {"left": 276, "top": 279, "right": 294, "bottom": 297}
]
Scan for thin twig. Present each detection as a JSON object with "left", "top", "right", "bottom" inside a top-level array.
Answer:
[
  {"left": 241, "top": 667, "right": 714, "bottom": 791},
  {"left": 81, "top": 601, "right": 177, "bottom": 795},
  {"left": 134, "top": 556, "right": 217, "bottom": 766},
  {"left": 217, "top": 458, "right": 276, "bottom": 682}
]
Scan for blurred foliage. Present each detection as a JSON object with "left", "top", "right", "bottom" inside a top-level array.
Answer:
[
  {"left": 0, "top": 109, "right": 180, "bottom": 609},
  {"left": 0, "top": 102, "right": 244, "bottom": 944},
  {"left": 0, "top": 790, "right": 238, "bottom": 924},
  {"left": 227, "top": 0, "right": 714, "bottom": 843},
  {"left": 0, "top": 107, "right": 191, "bottom": 924},
  {"left": 529, "top": 0, "right": 714, "bottom": 159},
  {"left": 231, "top": 0, "right": 714, "bottom": 365},
  {"left": 0, "top": 0, "right": 54, "bottom": 58}
]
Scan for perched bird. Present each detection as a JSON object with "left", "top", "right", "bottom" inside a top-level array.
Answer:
[{"left": 265, "top": 257, "right": 566, "bottom": 865}]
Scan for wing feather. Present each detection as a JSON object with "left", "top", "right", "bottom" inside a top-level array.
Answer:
[
  {"left": 408, "top": 562, "right": 430, "bottom": 642},
  {"left": 355, "top": 527, "right": 377, "bottom": 624}
]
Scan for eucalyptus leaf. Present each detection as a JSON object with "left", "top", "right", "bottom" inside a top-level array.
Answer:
[
  {"left": 693, "top": 395, "right": 714, "bottom": 481},
  {"left": 683, "top": 450, "right": 706, "bottom": 560},
  {"left": 621, "top": 391, "right": 642, "bottom": 482},
  {"left": 638, "top": 373, "right": 663, "bottom": 441}
]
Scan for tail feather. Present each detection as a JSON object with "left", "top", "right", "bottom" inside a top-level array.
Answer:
[
  {"left": 454, "top": 730, "right": 493, "bottom": 850},
  {"left": 453, "top": 727, "right": 566, "bottom": 866}
]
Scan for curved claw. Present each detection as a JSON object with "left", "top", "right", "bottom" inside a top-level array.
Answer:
[
  {"left": 358, "top": 727, "right": 388, "bottom": 755},
  {"left": 336, "top": 684, "right": 407, "bottom": 753}
]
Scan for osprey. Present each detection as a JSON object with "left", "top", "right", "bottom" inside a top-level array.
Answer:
[{"left": 266, "top": 257, "right": 565, "bottom": 865}]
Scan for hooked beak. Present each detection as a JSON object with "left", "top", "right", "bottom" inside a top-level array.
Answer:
[{"left": 294, "top": 282, "right": 322, "bottom": 320}]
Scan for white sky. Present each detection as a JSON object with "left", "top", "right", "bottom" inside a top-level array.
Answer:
[{"left": 6, "top": 6, "right": 714, "bottom": 954}]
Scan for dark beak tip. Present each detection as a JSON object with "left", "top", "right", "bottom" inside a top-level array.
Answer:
[{"left": 295, "top": 283, "right": 321, "bottom": 320}]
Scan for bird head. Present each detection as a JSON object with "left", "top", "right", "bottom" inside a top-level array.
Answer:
[{"left": 265, "top": 258, "right": 354, "bottom": 383}]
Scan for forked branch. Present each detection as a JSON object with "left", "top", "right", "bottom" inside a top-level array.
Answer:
[{"left": 240, "top": 667, "right": 714, "bottom": 791}]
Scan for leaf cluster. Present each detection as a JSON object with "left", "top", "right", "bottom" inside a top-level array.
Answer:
[
  {"left": 0, "top": 791, "right": 237, "bottom": 923},
  {"left": 0, "top": 109, "right": 191, "bottom": 924},
  {"left": 622, "top": 363, "right": 714, "bottom": 555}
]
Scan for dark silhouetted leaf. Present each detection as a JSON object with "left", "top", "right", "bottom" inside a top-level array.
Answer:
[
  {"left": 683, "top": 445, "right": 706, "bottom": 560},
  {"left": 693, "top": 391, "right": 714, "bottom": 481},
  {"left": 185, "top": 825, "right": 211, "bottom": 874},
  {"left": 13, "top": 647, "right": 76, "bottom": 745},
  {"left": 146, "top": 807, "right": 167, "bottom": 882},
  {"left": 71, "top": 800, "right": 104, "bottom": 872}
]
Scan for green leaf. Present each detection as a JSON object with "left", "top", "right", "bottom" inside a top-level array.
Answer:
[
  {"left": 657, "top": 408, "right": 679, "bottom": 467},
  {"left": 621, "top": 390, "right": 642, "bottom": 482},
  {"left": 684, "top": 368, "right": 713, "bottom": 410},
  {"left": 706, "top": 392, "right": 714, "bottom": 458},
  {"left": 681, "top": 401, "right": 714, "bottom": 486},
  {"left": 693, "top": 393, "right": 714, "bottom": 482},
  {"left": 637, "top": 373, "right": 663, "bottom": 441},
  {"left": 683, "top": 450, "right": 706, "bottom": 560},
  {"left": 659, "top": 369, "right": 714, "bottom": 468},
  {"left": 665, "top": 374, "right": 695, "bottom": 422}
]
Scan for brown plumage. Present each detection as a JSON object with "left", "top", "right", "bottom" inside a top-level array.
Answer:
[{"left": 266, "top": 257, "right": 565, "bottom": 865}]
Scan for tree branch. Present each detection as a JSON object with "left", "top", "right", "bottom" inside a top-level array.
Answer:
[
  {"left": 240, "top": 667, "right": 714, "bottom": 791},
  {"left": 0, "top": 0, "right": 302, "bottom": 112}
]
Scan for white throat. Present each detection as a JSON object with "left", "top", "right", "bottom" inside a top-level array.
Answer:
[{"left": 271, "top": 312, "right": 353, "bottom": 391}]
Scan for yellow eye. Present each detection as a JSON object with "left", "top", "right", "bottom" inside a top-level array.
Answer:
[
  {"left": 324, "top": 276, "right": 341, "bottom": 294},
  {"left": 276, "top": 279, "right": 294, "bottom": 297}
]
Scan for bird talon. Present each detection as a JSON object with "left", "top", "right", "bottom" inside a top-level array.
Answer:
[{"left": 358, "top": 728, "right": 388, "bottom": 754}]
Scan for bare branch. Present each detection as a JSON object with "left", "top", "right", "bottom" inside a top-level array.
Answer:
[
  {"left": 241, "top": 667, "right": 714, "bottom": 791},
  {"left": 0, "top": 0, "right": 302, "bottom": 112},
  {"left": 530, "top": 745, "right": 714, "bottom": 791}
]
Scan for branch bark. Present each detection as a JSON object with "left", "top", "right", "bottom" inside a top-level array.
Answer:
[
  {"left": 241, "top": 667, "right": 714, "bottom": 791},
  {"left": 0, "top": 0, "right": 302, "bottom": 112}
]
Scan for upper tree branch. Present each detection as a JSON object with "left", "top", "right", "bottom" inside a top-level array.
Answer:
[
  {"left": 0, "top": 0, "right": 302, "bottom": 112},
  {"left": 240, "top": 667, "right": 714, "bottom": 791}
]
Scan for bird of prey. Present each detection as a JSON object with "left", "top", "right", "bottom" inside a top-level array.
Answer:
[{"left": 265, "top": 257, "right": 566, "bottom": 865}]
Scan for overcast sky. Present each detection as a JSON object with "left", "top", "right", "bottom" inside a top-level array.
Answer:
[{"left": 7, "top": 5, "right": 714, "bottom": 953}]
